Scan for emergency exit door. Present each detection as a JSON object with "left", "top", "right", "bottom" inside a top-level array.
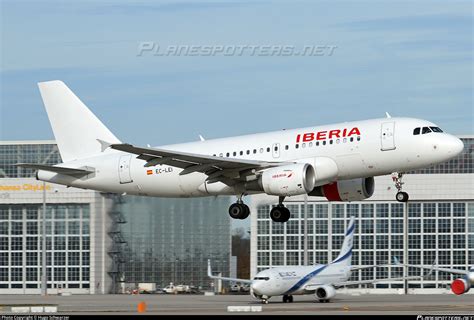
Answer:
[
  {"left": 118, "top": 155, "right": 133, "bottom": 184},
  {"left": 381, "top": 122, "right": 396, "bottom": 151}
]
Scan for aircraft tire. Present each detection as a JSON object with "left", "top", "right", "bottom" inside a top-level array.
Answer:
[
  {"left": 396, "top": 191, "right": 409, "bottom": 202},
  {"left": 228, "top": 203, "right": 248, "bottom": 219}
]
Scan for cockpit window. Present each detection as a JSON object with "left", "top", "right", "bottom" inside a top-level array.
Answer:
[
  {"left": 430, "top": 126, "right": 443, "bottom": 133},
  {"left": 422, "top": 127, "right": 432, "bottom": 134},
  {"left": 253, "top": 277, "right": 270, "bottom": 281},
  {"left": 413, "top": 128, "right": 420, "bottom": 135}
]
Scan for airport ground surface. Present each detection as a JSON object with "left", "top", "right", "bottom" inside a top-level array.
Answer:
[{"left": 1, "top": 293, "right": 473, "bottom": 315}]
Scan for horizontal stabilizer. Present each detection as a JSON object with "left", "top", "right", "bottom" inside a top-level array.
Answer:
[
  {"left": 15, "top": 163, "right": 93, "bottom": 177},
  {"left": 207, "top": 259, "right": 252, "bottom": 284}
]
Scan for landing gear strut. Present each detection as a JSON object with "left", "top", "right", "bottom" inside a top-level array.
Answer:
[
  {"left": 228, "top": 195, "right": 250, "bottom": 220},
  {"left": 392, "top": 172, "right": 409, "bottom": 202},
  {"left": 270, "top": 196, "right": 291, "bottom": 223},
  {"left": 282, "top": 295, "right": 293, "bottom": 303}
]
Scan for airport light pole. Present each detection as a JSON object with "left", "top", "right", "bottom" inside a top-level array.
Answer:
[
  {"left": 41, "top": 181, "right": 47, "bottom": 296},
  {"left": 403, "top": 201, "right": 408, "bottom": 295},
  {"left": 303, "top": 195, "right": 308, "bottom": 265}
]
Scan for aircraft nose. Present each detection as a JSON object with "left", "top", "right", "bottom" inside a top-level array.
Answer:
[
  {"left": 251, "top": 282, "right": 262, "bottom": 294},
  {"left": 447, "top": 136, "right": 464, "bottom": 157}
]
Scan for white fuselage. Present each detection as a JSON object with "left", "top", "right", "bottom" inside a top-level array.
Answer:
[
  {"left": 251, "top": 263, "right": 350, "bottom": 297},
  {"left": 37, "top": 117, "right": 464, "bottom": 197}
]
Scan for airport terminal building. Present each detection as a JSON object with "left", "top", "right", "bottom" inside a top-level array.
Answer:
[
  {"left": 250, "top": 136, "right": 474, "bottom": 293},
  {"left": 0, "top": 141, "right": 231, "bottom": 294}
]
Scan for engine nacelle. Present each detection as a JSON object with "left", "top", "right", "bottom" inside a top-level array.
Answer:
[
  {"left": 309, "top": 177, "right": 375, "bottom": 201},
  {"left": 260, "top": 163, "right": 315, "bottom": 196},
  {"left": 451, "top": 277, "right": 471, "bottom": 295},
  {"left": 315, "top": 285, "right": 336, "bottom": 300}
]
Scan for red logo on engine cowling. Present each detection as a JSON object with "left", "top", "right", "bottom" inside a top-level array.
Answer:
[{"left": 296, "top": 127, "right": 361, "bottom": 143}]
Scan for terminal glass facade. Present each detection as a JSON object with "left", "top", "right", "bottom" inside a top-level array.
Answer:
[
  {"left": 0, "top": 204, "right": 91, "bottom": 290},
  {"left": 118, "top": 196, "right": 231, "bottom": 290}
]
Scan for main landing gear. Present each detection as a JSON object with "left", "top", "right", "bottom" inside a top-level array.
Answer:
[
  {"left": 270, "top": 196, "right": 291, "bottom": 223},
  {"left": 228, "top": 196, "right": 250, "bottom": 220},
  {"left": 282, "top": 295, "right": 294, "bottom": 303},
  {"left": 228, "top": 195, "right": 292, "bottom": 223},
  {"left": 392, "top": 172, "right": 409, "bottom": 202}
]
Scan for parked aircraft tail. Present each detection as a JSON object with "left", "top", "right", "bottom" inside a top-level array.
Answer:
[
  {"left": 331, "top": 216, "right": 355, "bottom": 266},
  {"left": 38, "top": 80, "right": 121, "bottom": 162}
]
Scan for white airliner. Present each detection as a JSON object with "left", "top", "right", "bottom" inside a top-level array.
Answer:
[
  {"left": 208, "top": 217, "right": 429, "bottom": 303},
  {"left": 18, "top": 81, "right": 464, "bottom": 223},
  {"left": 404, "top": 264, "right": 474, "bottom": 295}
]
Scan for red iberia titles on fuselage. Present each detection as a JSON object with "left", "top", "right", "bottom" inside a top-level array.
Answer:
[{"left": 296, "top": 127, "right": 361, "bottom": 143}]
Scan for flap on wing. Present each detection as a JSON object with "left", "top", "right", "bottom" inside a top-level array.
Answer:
[{"left": 15, "top": 163, "right": 93, "bottom": 177}]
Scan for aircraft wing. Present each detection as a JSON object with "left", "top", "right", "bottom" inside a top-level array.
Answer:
[
  {"left": 15, "top": 163, "right": 93, "bottom": 177},
  {"left": 403, "top": 265, "right": 469, "bottom": 276},
  {"left": 110, "top": 143, "right": 292, "bottom": 182},
  {"left": 333, "top": 265, "right": 435, "bottom": 288},
  {"left": 207, "top": 259, "right": 252, "bottom": 284},
  {"left": 350, "top": 264, "right": 397, "bottom": 272}
]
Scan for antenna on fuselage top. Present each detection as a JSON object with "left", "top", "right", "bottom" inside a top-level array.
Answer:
[{"left": 385, "top": 112, "right": 392, "bottom": 118}]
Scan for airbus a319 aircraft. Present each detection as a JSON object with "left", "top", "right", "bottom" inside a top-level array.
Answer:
[
  {"left": 18, "top": 81, "right": 464, "bottom": 223},
  {"left": 208, "top": 217, "right": 428, "bottom": 304}
]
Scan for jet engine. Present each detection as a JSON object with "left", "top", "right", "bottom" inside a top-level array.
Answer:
[
  {"left": 314, "top": 285, "right": 336, "bottom": 301},
  {"left": 259, "top": 163, "right": 316, "bottom": 196},
  {"left": 309, "top": 177, "right": 375, "bottom": 201},
  {"left": 451, "top": 277, "right": 471, "bottom": 295}
]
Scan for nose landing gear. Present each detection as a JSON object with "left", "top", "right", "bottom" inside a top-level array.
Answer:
[
  {"left": 282, "top": 295, "right": 294, "bottom": 303},
  {"left": 392, "top": 172, "right": 409, "bottom": 202}
]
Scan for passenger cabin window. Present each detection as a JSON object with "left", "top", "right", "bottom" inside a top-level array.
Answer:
[
  {"left": 285, "top": 145, "right": 289, "bottom": 150},
  {"left": 240, "top": 151, "right": 243, "bottom": 156},
  {"left": 413, "top": 128, "right": 420, "bottom": 135},
  {"left": 253, "top": 149, "right": 257, "bottom": 154},
  {"left": 233, "top": 152, "right": 237, "bottom": 156},
  {"left": 266, "top": 147, "right": 270, "bottom": 152},
  {"left": 422, "top": 127, "right": 432, "bottom": 134},
  {"left": 246, "top": 150, "right": 250, "bottom": 155}
]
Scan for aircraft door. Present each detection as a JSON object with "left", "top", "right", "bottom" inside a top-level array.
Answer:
[
  {"left": 118, "top": 155, "right": 133, "bottom": 184},
  {"left": 380, "top": 122, "right": 396, "bottom": 151},
  {"left": 272, "top": 143, "right": 280, "bottom": 158}
]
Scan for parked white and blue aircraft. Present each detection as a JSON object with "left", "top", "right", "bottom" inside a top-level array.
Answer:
[
  {"left": 208, "top": 217, "right": 429, "bottom": 304},
  {"left": 18, "top": 81, "right": 464, "bottom": 223}
]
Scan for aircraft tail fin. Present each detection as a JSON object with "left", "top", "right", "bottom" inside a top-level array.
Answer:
[
  {"left": 38, "top": 80, "right": 121, "bottom": 162},
  {"left": 331, "top": 216, "right": 355, "bottom": 266}
]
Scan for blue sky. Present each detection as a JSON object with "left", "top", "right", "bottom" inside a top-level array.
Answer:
[{"left": 1, "top": 0, "right": 472, "bottom": 145}]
